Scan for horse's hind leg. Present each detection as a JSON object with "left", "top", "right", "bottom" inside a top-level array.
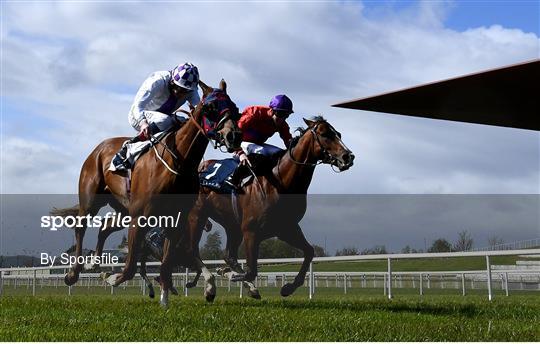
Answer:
[
  {"left": 139, "top": 251, "right": 155, "bottom": 299},
  {"left": 92, "top": 202, "right": 126, "bottom": 271},
  {"left": 65, "top": 179, "right": 105, "bottom": 286},
  {"left": 277, "top": 224, "right": 314, "bottom": 297}
]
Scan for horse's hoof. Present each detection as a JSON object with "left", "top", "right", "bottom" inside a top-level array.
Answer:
[
  {"left": 216, "top": 267, "right": 231, "bottom": 276},
  {"left": 170, "top": 286, "right": 179, "bottom": 295},
  {"left": 186, "top": 281, "right": 197, "bottom": 288},
  {"left": 248, "top": 289, "right": 261, "bottom": 300},
  {"left": 148, "top": 286, "right": 155, "bottom": 299},
  {"left": 280, "top": 283, "right": 296, "bottom": 297},
  {"left": 205, "top": 293, "right": 216, "bottom": 302},
  {"left": 230, "top": 273, "right": 246, "bottom": 282},
  {"left": 99, "top": 272, "right": 111, "bottom": 281},
  {"left": 105, "top": 273, "right": 119, "bottom": 287},
  {"left": 64, "top": 273, "right": 78, "bottom": 286},
  {"left": 160, "top": 291, "right": 169, "bottom": 309}
]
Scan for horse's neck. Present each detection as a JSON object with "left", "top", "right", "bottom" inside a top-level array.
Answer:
[
  {"left": 273, "top": 133, "right": 316, "bottom": 194},
  {"left": 174, "top": 110, "right": 208, "bottom": 169}
]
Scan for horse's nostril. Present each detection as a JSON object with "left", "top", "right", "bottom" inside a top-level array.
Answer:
[{"left": 342, "top": 153, "right": 350, "bottom": 163}]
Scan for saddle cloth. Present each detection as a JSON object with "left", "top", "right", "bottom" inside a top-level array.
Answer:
[{"left": 199, "top": 158, "right": 239, "bottom": 193}]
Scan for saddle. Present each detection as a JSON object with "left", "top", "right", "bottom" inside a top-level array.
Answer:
[
  {"left": 199, "top": 153, "right": 281, "bottom": 194},
  {"left": 109, "top": 117, "right": 186, "bottom": 172}
]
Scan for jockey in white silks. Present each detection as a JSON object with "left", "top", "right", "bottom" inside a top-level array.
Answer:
[{"left": 110, "top": 62, "right": 200, "bottom": 171}]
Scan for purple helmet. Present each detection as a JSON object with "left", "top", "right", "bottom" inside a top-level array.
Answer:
[
  {"left": 171, "top": 62, "right": 199, "bottom": 90},
  {"left": 269, "top": 94, "right": 293, "bottom": 113}
]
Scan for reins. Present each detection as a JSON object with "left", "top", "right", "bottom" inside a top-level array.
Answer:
[
  {"left": 155, "top": 101, "right": 230, "bottom": 175},
  {"left": 287, "top": 123, "right": 341, "bottom": 171}
]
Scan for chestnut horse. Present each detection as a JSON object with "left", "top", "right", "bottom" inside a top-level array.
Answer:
[
  {"left": 51, "top": 80, "right": 242, "bottom": 305},
  {"left": 181, "top": 116, "right": 354, "bottom": 299}
]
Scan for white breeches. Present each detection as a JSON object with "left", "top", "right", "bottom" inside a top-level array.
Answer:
[
  {"left": 241, "top": 142, "right": 283, "bottom": 156},
  {"left": 128, "top": 111, "right": 177, "bottom": 132}
]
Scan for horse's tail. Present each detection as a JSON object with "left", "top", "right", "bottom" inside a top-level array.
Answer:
[{"left": 50, "top": 204, "right": 79, "bottom": 217}]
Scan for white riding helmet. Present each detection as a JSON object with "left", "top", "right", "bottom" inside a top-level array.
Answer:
[{"left": 171, "top": 62, "right": 199, "bottom": 90}]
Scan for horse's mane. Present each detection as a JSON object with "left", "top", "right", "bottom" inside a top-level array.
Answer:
[{"left": 289, "top": 115, "right": 327, "bottom": 149}]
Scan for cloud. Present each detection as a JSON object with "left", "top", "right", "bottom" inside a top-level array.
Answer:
[{"left": 1, "top": 1, "right": 539, "bottom": 198}]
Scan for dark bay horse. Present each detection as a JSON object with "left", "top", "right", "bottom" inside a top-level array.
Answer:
[
  {"left": 51, "top": 80, "right": 242, "bottom": 305},
  {"left": 181, "top": 116, "right": 354, "bottom": 298}
]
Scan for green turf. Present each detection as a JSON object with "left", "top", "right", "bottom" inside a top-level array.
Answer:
[{"left": 1, "top": 289, "right": 539, "bottom": 341}]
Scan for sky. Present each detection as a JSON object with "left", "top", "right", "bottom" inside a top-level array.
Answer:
[{"left": 1, "top": 0, "right": 539, "bottom": 255}]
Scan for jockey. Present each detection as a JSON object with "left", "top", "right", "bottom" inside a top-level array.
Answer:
[
  {"left": 111, "top": 62, "right": 200, "bottom": 171},
  {"left": 227, "top": 94, "right": 294, "bottom": 188}
]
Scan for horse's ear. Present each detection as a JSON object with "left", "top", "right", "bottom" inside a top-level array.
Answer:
[
  {"left": 198, "top": 80, "right": 213, "bottom": 96},
  {"left": 219, "top": 79, "right": 227, "bottom": 93},
  {"left": 303, "top": 118, "right": 315, "bottom": 127}
]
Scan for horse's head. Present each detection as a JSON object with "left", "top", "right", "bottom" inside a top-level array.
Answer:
[
  {"left": 196, "top": 79, "right": 242, "bottom": 152},
  {"left": 301, "top": 116, "right": 354, "bottom": 171}
]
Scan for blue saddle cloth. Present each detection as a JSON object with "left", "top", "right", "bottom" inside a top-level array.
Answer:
[{"left": 199, "top": 158, "right": 239, "bottom": 193}]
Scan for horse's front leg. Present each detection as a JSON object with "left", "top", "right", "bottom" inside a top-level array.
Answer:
[
  {"left": 191, "top": 258, "right": 216, "bottom": 302},
  {"left": 183, "top": 195, "right": 216, "bottom": 301},
  {"left": 91, "top": 215, "right": 124, "bottom": 271},
  {"left": 277, "top": 224, "right": 314, "bottom": 297},
  {"left": 159, "top": 213, "right": 185, "bottom": 308}
]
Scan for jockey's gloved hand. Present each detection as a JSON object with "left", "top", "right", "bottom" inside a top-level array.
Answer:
[
  {"left": 138, "top": 120, "right": 150, "bottom": 140},
  {"left": 239, "top": 152, "right": 252, "bottom": 167}
]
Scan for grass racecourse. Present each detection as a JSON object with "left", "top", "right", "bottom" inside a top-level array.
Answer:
[{"left": 1, "top": 285, "right": 539, "bottom": 341}]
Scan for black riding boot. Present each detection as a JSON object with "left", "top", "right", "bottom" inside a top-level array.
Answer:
[
  {"left": 226, "top": 163, "right": 250, "bottom": 190},
  {"left": 112, "top": 135, "right": 144, "bottom": 171}
]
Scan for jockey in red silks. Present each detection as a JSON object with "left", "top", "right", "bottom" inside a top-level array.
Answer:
[
  {"left": 111, "top": 62, "right": 200, "bottom": 171},
  {"left": 227, "top": 94, "right": 294, "bottom": 188}
]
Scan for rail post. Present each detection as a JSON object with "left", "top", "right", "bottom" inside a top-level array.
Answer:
[
  {"left": 32, "top": 270, "right": 36, "bottom": 296},
  {"left": 387, "top": 258, "right": 392, "bottom": 299},
  {"left": 239, "top": 263, "right": 243, "bottom": 298},
  {"left": 68, "top": 285, "right": 72, "bottom": 296},
  {"left": 309, "top": 262, "right": 313, "bottom": 299},
  {"left": 419, "top": 273, "right": 423, "bottom": 296},
  {"left": 486, "top": 255, "right": 493, "bottom": 301},
  {"left": 184, "top": 268, "right": 189, "bottom": 297},
  {"left": 504, "top": 272, "right": 509, "bottom": 296},
  {"left": 111, "top": 284, "right": 114, "bottom": 295},
  {"left": 142, "top": 278, "right": 146, "bottom": 296},
  {"left": 461, "top": 273, "right": 466, "bottom": 296},
  {"left": 383, "top": 274, "right": 387, "bottom": 296},
  {"left": 343, "top": 274, "right": 347, "bottom": 294},
  {"left": 0, "top": 271, "right": 3, "bottom": 296}
]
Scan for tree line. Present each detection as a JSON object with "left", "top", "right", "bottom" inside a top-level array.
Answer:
[{"left": 198, "top": 230, "right": 507, "bottom": 259}]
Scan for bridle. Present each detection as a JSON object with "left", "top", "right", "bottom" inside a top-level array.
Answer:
[
  {"left": 178, "top": 90, "right": 239, "bottom": 151},
  {"left": 287, "top": 121, "right": 349, "bottom": 172},
  {"left": 155, "top": 90, "right": 239, "bottom": 175}
]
